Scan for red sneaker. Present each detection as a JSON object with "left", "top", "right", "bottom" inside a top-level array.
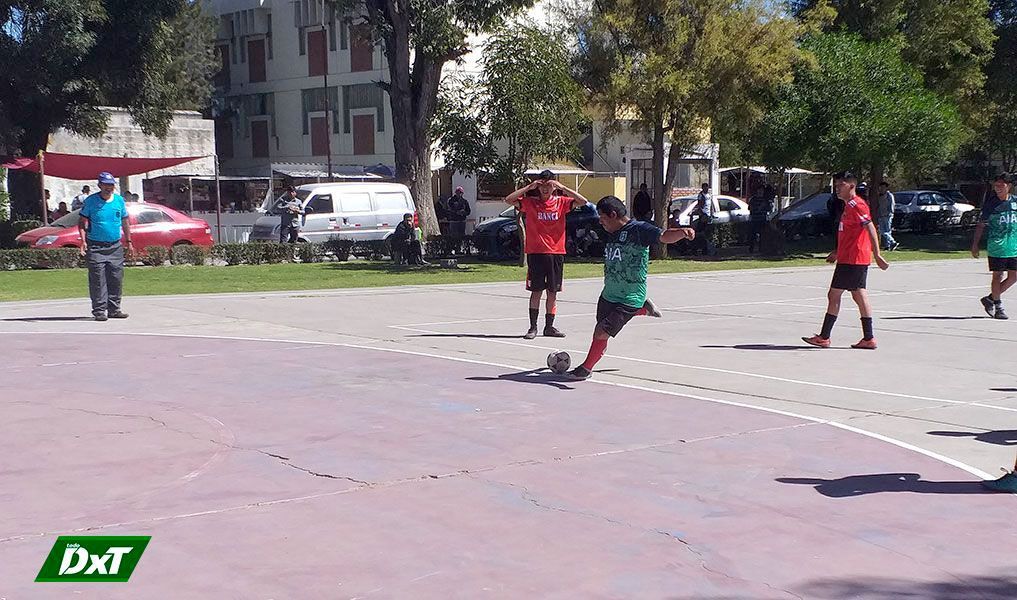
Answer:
[
  {"left": 802, "top": 335, "right": 831, "bottom": 348},
  {"left": 851, "top": 338, "right": 878, "bottom": 350}
]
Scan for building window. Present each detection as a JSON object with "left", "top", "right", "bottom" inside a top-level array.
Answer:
[
  {"left": 301, "top": 87, "right": 339, "bottom": 135},
  {"left": 298, "top": 27, "right": 306, "bottom": 55},
  {"left": 243, "top": 93, "right": 275, "bottom": 137},
  {"left": 352, "top": 113, "right": 375, "bottom": 155},
  {"left": 342, "top": 83, "right": 385, "bottom": 133},
  {"left": 350, "top": 23, "right": 373, "bottom": 72},
  {"left": 240, "top": 36, "right": 247, "bottom": 63},
  {"left": 252, "top": 120, "right": 270, "bottom": 158},
  {"left": 266, "top": 12, "right": 273, "bottom": 59},
  {"left": 248, "top": 39, "right": 266, "bottom": 83},
  {"left": 307, "top": 28, "right": 327, "bottom": 76}
]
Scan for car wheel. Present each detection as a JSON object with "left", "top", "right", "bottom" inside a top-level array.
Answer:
[{"left": 172, "top": 240, "right": 192, "bottom": 246}]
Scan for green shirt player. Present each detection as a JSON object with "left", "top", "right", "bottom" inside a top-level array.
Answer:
[
  {"left": 569, "top": 196, "right": 695, "bottom": 380},
  {"left": 971, "top": 173, "right": 1017, "bottom": 320}
]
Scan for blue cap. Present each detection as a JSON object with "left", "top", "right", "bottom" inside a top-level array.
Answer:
[{"left": 98, "top": 172, "right": 116, "bottom": 185}]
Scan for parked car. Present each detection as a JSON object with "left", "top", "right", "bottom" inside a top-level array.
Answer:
[
  {"left": 16, "top": 202, "right": 213, "bottom": 250},
  {"left": 892, "top": 190, "right": 975, "bottom": 226},
  {"left": 472, "top": 202, "right": 606, "bottom": 259},
  {"left": 250, "top": 182, "right": 416, "bottom": 244},
  {"left": 668, "top": 194, "right": 749, "bottom": 227},
  {"left": 777, "top": 191, "right": 835, "bottom": 239}
]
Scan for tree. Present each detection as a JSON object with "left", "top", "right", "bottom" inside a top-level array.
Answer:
[
  {"left": 335, "top": 0, "right": 535, "bottom": 236},
  {"left": 0, "top": 0, "right": 218, "bottom": 218},
  {"left": 753, "top": 33, "right": 965, "bottom": 179},
  {"left": 433, "top": 25, "right": 585, "bottom": 185},
  {"left": 575, "top": 0, "right": 799, "bottom": 255}
]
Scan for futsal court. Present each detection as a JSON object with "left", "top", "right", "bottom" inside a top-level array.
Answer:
[{"left": 2, "top": 257, "right": 1015, "bottom": 599}]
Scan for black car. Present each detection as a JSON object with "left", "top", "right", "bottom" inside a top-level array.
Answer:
[
  {"left": 472, "top": 203, "right": 606, "bottom": 259},
  {"left": 777, "top": 191, "right": 835, "bottom": 239}
]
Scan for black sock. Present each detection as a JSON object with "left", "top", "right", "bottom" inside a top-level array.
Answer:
[
  {"left": 861, "top": 317, "right": 874, "bottom": 340},
  {"left": 820, "top": 313, "right": 837, "bottom": 339},
  {"left": 529, "top": 308, "right": 539, "bottom": 329},
  {"left": 995, "top": 298, "right": 1003, "bottom": 306},
  {"left": 545, "top": 313, "right": 555, "bottom": 329}
]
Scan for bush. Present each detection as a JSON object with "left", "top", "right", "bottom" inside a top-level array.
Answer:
[
  {"left": 424, "top": 235, "right": 474, "bottom": 258},
  {"left": 12, "top": 220, "right": 42, "bottom": 237},
  {"left": 171, "top": 244, "right": 210, "bottom": 266},
  {"left": 0, "top": 221, "right": 15, "bottom": 249},
  {"left": 0, "top": 248, "right": 82, "bottom": 270},
  {"left": 141, "top": 245, "right": 170, "bottom": 266},
  {"left": 322, "top": 237, "right": 355, "bottom": 261},
  {"left": 295, "top": 242, "right": 325, "bottom": 263},
  {"left": 212, "top": 243, "right": 250, "bottom": 266},
  {"left": 260, "top": 242, "right": 293, "bottom": 264}
]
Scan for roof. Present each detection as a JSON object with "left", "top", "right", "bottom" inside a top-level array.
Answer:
[
  {"left": 720, "top": 166, "right": 819, "bottom": 175},
  {"left": 524, "top": 164, "right": 594, "bottom": 176}
]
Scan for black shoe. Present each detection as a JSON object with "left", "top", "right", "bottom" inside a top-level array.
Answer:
[
  {"left": 568, "top": 366, "right": 591, "bottom": 380},
  {"left": 93, "top": 313, "right": 108, "bottom": 322},
  {"left": 523, "top": 327, "right": 538, "bottom": 340},
  {"left": 109, "top": 311, "right": 129, "bottom": 319},
  {"left": 643, "top": 298, "right": 662, "bottom": 318},
  {"left": 995, "top": 306, "right": 1009, "bottom": 320},
  {"left": 543, "top": 326, "right": 566, "bottom": 338},
  {"left": 981, "top": 296, "right": 996, "bottom": 317}
]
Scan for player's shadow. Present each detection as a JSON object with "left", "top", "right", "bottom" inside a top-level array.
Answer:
[
  {"left": 410, "top": 333, "right": 529, "bottom": 339},
  {"left": 928, "top": 429, "right": 1017, "bottom": 446},
  {"left": 700, "top": 344, "right": 818, "bottom": 351},
  {"left": 990, "top": 387, "right": 1017, "bottom": 392},
  {"left": 1, "top": 316, "right": 96, "bottom": 322},
  {"left": 466, "top": 368, "right": 575, "bottom": 390},
  {"left": 882, "top": 315, "right": 988, "bottom": 320},
  {"left": 776, "top": 473, "right": 987, "bottom": 497}
]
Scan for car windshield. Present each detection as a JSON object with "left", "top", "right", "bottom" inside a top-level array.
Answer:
[
  {"left": 49, "top": 210, "right": 82, "bottom": 228},
  {"left": 499, "top": 206, "right": 518, "bottom": 218},
  {"left": 781, "top": 192, "right": 831, "bottom": 219},
  {"left": 669, "top": 198, "right": 697, "bottom": 213}
]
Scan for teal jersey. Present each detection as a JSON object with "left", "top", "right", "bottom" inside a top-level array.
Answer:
[
  {"left": 981, "top": 194, "right": 1017, "bottom": 258},
  {"left": 602, "top": 220, "right": 662, "bottom": 307}
]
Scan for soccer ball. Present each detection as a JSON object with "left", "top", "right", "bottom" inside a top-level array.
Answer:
[{"left": 546, "top": 351, "right": 571, "bottom": 374}]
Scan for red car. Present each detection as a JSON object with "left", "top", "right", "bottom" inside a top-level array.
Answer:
[{"left": 16, "top": 202, "right": 214, "bottom": 250}]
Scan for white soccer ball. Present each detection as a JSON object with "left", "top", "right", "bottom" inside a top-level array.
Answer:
[{"left": 546, "top": 350, "right": 571, "bottom": 374}]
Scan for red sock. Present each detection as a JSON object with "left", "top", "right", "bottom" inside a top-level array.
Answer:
[
  {"left": 582, "top": 337, "right": 608, "bottom": 370},
  {"left": 635, "top": 307, "right": 648, "bottom": 316}
]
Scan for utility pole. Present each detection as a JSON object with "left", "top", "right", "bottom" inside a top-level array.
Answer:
[{"left": 322, "top": 0, "right": 333, "bottom": 182}]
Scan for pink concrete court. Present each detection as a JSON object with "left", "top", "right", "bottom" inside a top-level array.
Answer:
[{"left": 2, "top": 258, "right": 1016, "bottom": 598}]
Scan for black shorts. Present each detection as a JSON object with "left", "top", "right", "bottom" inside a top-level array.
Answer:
[
  {"left": 988, "top": 257, "right": 1017, "bottom": 272},
  {"left": 526, "top": 254, "right": 564, "bottom": 292},
  {"left": 831, "top": 264, "right": 868, "bottom": 291},
  {"left": 596, "top": 296, "right": 641, "bottom": 337}
]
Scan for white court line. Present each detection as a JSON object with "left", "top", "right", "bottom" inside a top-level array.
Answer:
[{"left": 1, "top": 330, "right": 996, "bottom": 481}]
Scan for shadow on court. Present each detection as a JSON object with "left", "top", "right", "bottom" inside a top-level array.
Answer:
[
  {"left": 776, "top": 473, "right": 988, "bottom": 497},
  {"left": 1, "top": 316, "right": 95, "bottom": 322},
  {"left": 466, "top": 368, "right": 576, "bottom": 390},
  {"left": 928, "top": 430, "right": 1017, "bottom": 446}
]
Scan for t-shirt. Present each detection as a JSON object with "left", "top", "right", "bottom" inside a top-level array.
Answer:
[
  {"left": 518, "top": 194, "right": 572, "bottom": 255},
  {"left": 980, "top": 194, "right": 1017, "bottom": 258},
  {"left": 80, "top": 193, "right": 127, "bottom": 243},
  {"left": 836, "top": 195, "right": 873, "bottom": 265},
  {"left": 275, "top": 196, "right": 303, "bottom": 227},
  {"left": 602, "top": 220, "right": 662, "bottom": 308}
]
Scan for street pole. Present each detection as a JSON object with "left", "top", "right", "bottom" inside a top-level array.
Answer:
[
  {"left": 322, "top": 0, "right": 333, "bottom": 182},
  {"left": 214, "top": 154, "right": 222, "bottom": 243},
  {"left": 38, "top": 151, "right": 48, "bottom": 224}
]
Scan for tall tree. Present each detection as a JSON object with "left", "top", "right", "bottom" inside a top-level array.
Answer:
[
  {"left": 0, "top": 0, "right": 218, "bottom": 217},
  {"left": 575, "top": 0, "right": 799, "bottom": 254},
  {"left": 336, "top": 0, "right": 535, "bottom": 236}
]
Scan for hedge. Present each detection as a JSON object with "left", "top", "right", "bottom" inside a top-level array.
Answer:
[
  {"left": 12, "top": 220, "right": 43, "bottom": 237},
  {"left": 0, "top": 248, "right": 83, "bottom": 270},
  {"left": 171, "top": 244, "right": 210, "bottom": 266},
  {"left": 141, "top": 245, "right": 170, "bottom": 266}
]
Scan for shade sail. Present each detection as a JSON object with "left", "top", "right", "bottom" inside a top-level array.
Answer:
[{"left": 1, "top": 152, "right": 204, "bottom": 180}]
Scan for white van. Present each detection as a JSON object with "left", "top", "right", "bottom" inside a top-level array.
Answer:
[{"left": 250, "top": 182, "right": 416, "bottom": 244}]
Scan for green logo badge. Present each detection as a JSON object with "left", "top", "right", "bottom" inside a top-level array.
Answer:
[{"left": 36, "top": 536, "right": 151, "bottom": 582}]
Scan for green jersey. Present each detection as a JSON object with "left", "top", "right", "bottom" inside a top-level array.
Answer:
[
  {"left": 602, "top": 220, "right": 663, "bottom": 307},
  {"left": 981, "top": 194, "right": 1017, "bottom": 258}
]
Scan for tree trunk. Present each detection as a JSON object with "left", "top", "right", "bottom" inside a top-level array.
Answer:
[{"left": 8, "top": 127, "right": 50, "bottom": 220}]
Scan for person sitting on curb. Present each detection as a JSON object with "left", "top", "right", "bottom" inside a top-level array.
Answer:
[{"left": 391, "top": 213, "right": 428, "bottom": 265}]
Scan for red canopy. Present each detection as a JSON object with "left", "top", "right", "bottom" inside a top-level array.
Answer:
[{"left": 1, "top": 151, "right": 205, "bottom": 180}]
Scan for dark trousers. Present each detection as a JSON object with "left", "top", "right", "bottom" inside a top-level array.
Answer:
[
  {"left": 87, "top": 242, "right": 124, "bottom": 316},
  {"left": 394, "top": 240, "right": 424, "bottom": 264},
  {"left": 748, "top": 220, "right": 765, "bottom": 252},
  {"left": 280, "top": 225, "right": 300, "bottom": 244}
]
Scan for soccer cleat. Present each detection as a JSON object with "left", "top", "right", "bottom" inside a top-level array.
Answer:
[
  {"left": 643, "top": 298, "right": 663, "bottom": 318},
  {"left": 982, "top": 471, "right": 1017, "bottom": 493},
  {"left": 994, "top": 306, "right": 1009, "bottom": 320},
  {"left": 523, "top": 327, "right": 538, "bottom": 340},
  {"left": 851, "top": 338, "right": 878, "bottom": 350},
  {"left": 93, "top": 314, "right": 108, "bottom": 322},
  {"left": 543, "top": 326, "right": 566, "bottom": 338},
  {"left": 802, "top": 334, "right": 831, "bottom": 348},
  {"left": 109, "top": 311, "right": 129, "bottom": 319},
  {"left": 568, "top": 366, "right": 592, "bottom": 380},
  {"left": 980, "top": 295, "right": 996, "bottom": 317},
  {"left": 889, "top": 242, "right": 900, "bottom": 251}
]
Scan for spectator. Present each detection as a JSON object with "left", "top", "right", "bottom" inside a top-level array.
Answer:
[
  {"left": 130, "top": 192, "right": 140, "bottom": 203},
  {"left": 71, "top": 185, "right": 91, "bottom": 211},
  {"left": 391, "top": 212, "right": 427, "bottom": 265},
  {"left": 875, "top": 181, "right": 898, "bottom": 250},
  {"left": 78, "top": 172, "right": 132, "bottom": 321},
  {"left": 273, "top": 186, "right": 303, "bottom": 244},
  {"left": 44, "top": 189, "right": 53, "bottom": 212},
  {"left": 748, "top": 185, "right": 774, "bottom": 253},
  {"left": 50, "top": 202, "right": 70, "bottom": 221},
  {"left": 692, "top": 183, "right": 715, "bottom": 255},
  {"left": 445, "top": 186, "right": 471, "bottom": 254},
  {"left": 633, "top": 183, "right": 654, "bottom": 222}
]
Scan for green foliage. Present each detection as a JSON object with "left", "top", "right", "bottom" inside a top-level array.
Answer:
[
  {"left": 0, "top": 248, "right": 82, "bottom": 270},
  {"left": 754, "top": 33, "right": 965, "bottom": 175},
  {"left": 141, "top": 245, "right": 170, "bottom": 266},
  {"left": 433, "top": 25, "right": 585, "bottom": 183},
  {"left": 322, "top": 237, "right": 355, "bottom": 261},
  {"left": 211, "top": 243, "right": 250, "bottom": 266},
  {"left": 294, "top": 242, "right": 326, "bottom": 264},
  {"left": 170, "top": 243, "right": 210, "bottom": 266},
  {"left": 12, "top": 220, "right": 43, "bottom": 236}
]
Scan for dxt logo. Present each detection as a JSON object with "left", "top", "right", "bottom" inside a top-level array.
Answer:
[{"left": 36, "top": 536, "right": 151, "bottom": 582}]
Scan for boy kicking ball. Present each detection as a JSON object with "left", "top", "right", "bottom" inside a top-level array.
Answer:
[
  {"left": 568, "top": 196, "right": 695, "bottom": 380},
  {"left": 803, "top": 171, "right": 889, "bottom": 350},
  {"left": 970, "top": 173, "right": 1017, "bottom": 320}
]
